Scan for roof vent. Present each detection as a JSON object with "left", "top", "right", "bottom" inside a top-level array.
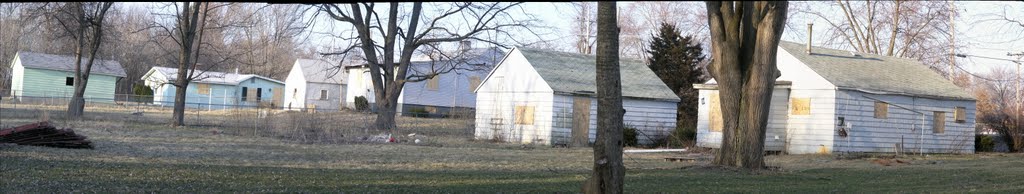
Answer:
[{"left": 850, "top": 51, "right": 861, "bottom": 57}]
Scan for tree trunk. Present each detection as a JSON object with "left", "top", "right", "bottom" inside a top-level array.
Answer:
[
  {"left": 583, "top": 2, "right": 624, "bottom": 194},
  {"left": 706, "top": 1, "right": 788, "bottom": 170},
  {"left": 171, "top": 80, "right": 189, "bottom": 127},
  {"left": 67, "top": 3, "right": 110, "bottom": 118}
]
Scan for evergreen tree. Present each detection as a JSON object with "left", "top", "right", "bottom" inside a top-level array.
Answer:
[{"left": 646, "top": 22, "right": 707, "bottom": 141}]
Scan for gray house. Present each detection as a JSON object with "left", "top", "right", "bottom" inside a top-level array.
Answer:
[{"left": 695, "top": 41, "right": 976, "bottom": 154}]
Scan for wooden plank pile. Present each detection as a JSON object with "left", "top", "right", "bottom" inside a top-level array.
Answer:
[{"left": 0, "top": 121, "right": 93, "bottom": 149}]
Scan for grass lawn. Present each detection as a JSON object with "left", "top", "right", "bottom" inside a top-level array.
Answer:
[{"left": 2, "top": 118, "right": 1024, "bottom": 192}]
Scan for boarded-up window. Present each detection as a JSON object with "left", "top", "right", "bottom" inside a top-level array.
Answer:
[
  {"left": 425, "top": 106, "right": 437, "bottom": 113},
  {"left": 515, "top": 105, "right": 535, "bottom": 125},
  {"left": 954, "top": 107, "right": 966, "bottom": 123},
  {"left": 934, "top": 111, "right": 945, "bottom": 134},
  {"left": 426, "top": 76, "right": 439, "bottom": 91},
  {"left": 791, "top": 98, "right": 811, "bottom": 115},
  {"left": 469, "top": 76, "right": 481, "bottom": 92},
  {"left": 874, "top": 101, "right": 888, "bottom": 119},
  {"left": 709, "top": 92, "right": 722, "bottom": 132},
  {"left": 196, "top": 83, "right": 210, "bottom": 95}
]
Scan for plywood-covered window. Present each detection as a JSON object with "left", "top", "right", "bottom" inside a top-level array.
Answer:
[
  {"left": 196, "top": 83, "right": 210, "bottom": 95},
  {"left": 954, "top": 107, "right": 966, "bottom": 123},
  {"left": 709, "top": 92, "right": 723, "bottom": 132},
  {"left": 424, "top": 106, "right": 437, "bottom": 113},
  {"left": 934, "top": 111, "right": 945, "bottom": 134},
  {"left": 874, "top": 101, "right": 888, "bottom": 119},
  {"left": 426, "top": 76, "right": 439, "bottom": 91},
  {"left": 514, "top": 105, "right": 535, "bottom": 125},
  {"left": 791, "top": 98, "right": 811, "bottom": 115},
  {"left": 468, "top": 76, "right": 481, "bottom": 92}
]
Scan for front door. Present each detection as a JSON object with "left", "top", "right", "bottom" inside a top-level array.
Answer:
[
  {"left": 571, "top": 97, "right": 591, "bottom": 147},
  {"left": 272, "top": 87, "right": 284, "bottom": 108}
]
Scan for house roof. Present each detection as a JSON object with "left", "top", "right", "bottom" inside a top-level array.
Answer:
[
  {"left": 295, "top": 58, "right": 344, "bottom": 84},
  {"left": 407, "top": 47, "right": 505, "bottom": 75},
  {"left": 778, "top": 41, "right": 974, "bottom": 100},
  {"left": 148, "top": 66, "right": 284, "bottom": 85},
  {"left": 14, "top": 51, "right": 127, "bottom": 77},
  {"left": 516, "top": 48, "right": 680, "bottom": 102}
]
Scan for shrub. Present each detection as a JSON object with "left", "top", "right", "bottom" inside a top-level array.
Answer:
[
  {"left": 649, "top": 125, "right": 696, "bottom": 148},
  {"left": 408, "top": 107, "right": 430, "bottom": 118},
  {"left": 976, "top": 135, "right": 995, "bottom": 152},
  {"left": 354, "top": 96, "right": 369, "bottom": 111},
  {"left": 623, "top": 126, "right": 638, "bottom": 147}
]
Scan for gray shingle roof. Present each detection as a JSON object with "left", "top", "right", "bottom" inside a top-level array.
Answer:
[
  {"left": 295, "top": 58, "right": 344, "bottom": 84},
  {"left": 15, "top": 51, "right": 126, "bottom": 77},
  {"left": 778, "top": 41, "right": 974, "bottom": 100},
  {"left": 149, "top": 66, "right": 284, "bottom": 85},
  {"left": 517, "top": 48, "right": 680, "bottom": 102}
]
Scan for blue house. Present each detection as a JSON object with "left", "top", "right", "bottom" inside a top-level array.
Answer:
[
  {"left": 141, "top": 67, "right": 285, "bottom": 109},
  {"left": 9, "top": 51, "right": 126, "bottom": 103}
]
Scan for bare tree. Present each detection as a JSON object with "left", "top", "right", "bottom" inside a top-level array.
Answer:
[
  {"left": 792, "top": 1, "right": 959, "bottom": 76},
  {"left": 39, "top": 2, "right": 114, "bottom": 118},
  {"left": 583, "top": 3, "right": 623, "bottom": 193},
  {"left": 974, "top": 67, "right": 1024, "bottom": 152},
  {"left": 570, "top": 2, "right": 597, "bottom": 55},
  {"left": 706, "top": 1, "right": 789, "bottom": 169},
  {"left": 317, "top": 2, "right": 537, "bottom": 130}
]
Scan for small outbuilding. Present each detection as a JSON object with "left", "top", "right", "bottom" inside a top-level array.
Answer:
[
  {"left": 473, "top": 47, "right": 679, "bottom": 146},
  {"left": 9, "top": 51, "right": 126, "bottom": 103},
  {"left": 283, "top": 58, "right": 346, "bottom": 111},
  {"left": 694, "top": 41, "right": 977, "bottom": 154}
]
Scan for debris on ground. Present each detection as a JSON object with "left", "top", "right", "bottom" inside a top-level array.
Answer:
[{"left": 0, "top": 121, "right": 93, "bottom": 149}]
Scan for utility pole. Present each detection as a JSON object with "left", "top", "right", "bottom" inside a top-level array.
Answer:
[
  {"left": 949, "top": 0, "right": 956, "bottom": 78},
  {"left": 1008, "top": 52, "right": 1023, "bottom": 131}
]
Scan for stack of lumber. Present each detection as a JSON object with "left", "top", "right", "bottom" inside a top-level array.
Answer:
[{"left": 0, "top": 121, "right": 93, "bottom": 149}]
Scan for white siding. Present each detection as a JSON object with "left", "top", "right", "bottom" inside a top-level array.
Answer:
[
  {"left": 834, "top": 90, "right": 975, "bottom": 154},
  {"left": 343, "top": 67, "right": 404, "bottom": 109},
  {"left": 695, "top": 86, "right": 791, "bottom": 151},
  {"left": 785, "top": 89, "right": 837, "bottom": 154},
  {"left": 10, "top": 57, "right": 23, "bottom": 96},
  {"left": 474, "top": 49, "right": 554, "bottom": 144},
  {"left": 552, "top": 95, "right": 677, "bottom": 146},
  {"left": 302, "top": 82, "right": 342, "bottom": 111},
  {"left": 402, "top": 65, "right": 488, "bottom": 108},
  {"left": 284, "top": 62, "right": 306, "bottom": 110}
]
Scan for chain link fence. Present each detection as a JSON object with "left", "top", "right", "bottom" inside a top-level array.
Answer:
[{"left": 0, "top": 90, "right": 474, "bottom": 144}]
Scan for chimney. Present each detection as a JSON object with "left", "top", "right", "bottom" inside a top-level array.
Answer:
[
  {"left": 234, "top": 68, "right": 239, "bottom": 75},
  {"left": 459, "top": 40, "right": 472, "bottom": 51},
  {"left": 806, "top": 23, "right": 813, "bottom": 54}
]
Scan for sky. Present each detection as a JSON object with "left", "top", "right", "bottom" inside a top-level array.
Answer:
[{"left": 122, "top": 2, "right": 1024, "bottom": 78}]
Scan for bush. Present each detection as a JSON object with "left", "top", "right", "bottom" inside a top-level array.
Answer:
[
  {"left": 408, "top": 107, "right": 430, "bottom": 118},
  {"left": 354, "top": 96, "right": 369, "bottom": 111},
  {"left": 976, "top": 135, "right": 995, "bottom": 152},
  {"left": 623, "top": 126, "right": 638, "bottom": 147},
  {"left": 649, "top": 125, "right": 696, "bottom": 148}
]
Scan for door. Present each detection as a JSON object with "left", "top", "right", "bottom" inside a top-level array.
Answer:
[
  {"left": 272, "top": 87, "right": 283, "bottom": 107},
  {"left": 571, "top": 97, "right": 591, "bottom": 147}
]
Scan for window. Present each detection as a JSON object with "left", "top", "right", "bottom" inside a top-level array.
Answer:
[
  {"left": 469, "top": 76, "right": 481, "bottom": 92},
  {"left": 426, "top": 76, "right": 439, "bottom": 91},
  {"left": 256, "top": 88, "right": 263, "bottom": 101},
  {"left": 514, "top": 105, "right": 535, "bottom": 125},
  {"left": 874, "top": 101, "right": 888, "bottom": 119},
  {"left": 709, "top": 92, "right": 722, "bottom": 132},
  {"left": 934, "top": 111, "right": 945, "bottom": 134},
  {"left": 954, "top": 107, "right": 966, "bottom": 123},
  {"left": 196, "top": 83, "right": 210, "bottom": 95},
  {"left": 241, "top": 87, "right": 248, "bottom": 101},
  {"left": 553, "top": 107, "right": 572, "bottom": 128},
  {"left": 65, "top": 77, "right": 74, "bottom": 86},
  {"left": 791, "top": 98, "right": 811, "bottom": 115},
  {"left": 319, "top": 90, "right": 328, "bottom": 100}
]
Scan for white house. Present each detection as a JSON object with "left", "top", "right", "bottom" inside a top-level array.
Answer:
[
  {"left": 283, "top": 58, "right": 346, "bottom": 111},
  {"left": 473, "top": 47, "right": 679, "bottom": 146},
  {"left": 695, "top": 41, "right": 977, "bottom": 154},
  {"left": 344, "top": 46, "right": 504, "bottom": 116}
]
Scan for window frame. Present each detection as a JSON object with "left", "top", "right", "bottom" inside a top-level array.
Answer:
[
  {"left": 514, "top": 105, "right": 535, "bottom": 125},
  {"left": 319, "top": 90, "right": 329, "bottom": 100},
  {"left": 874, "top": 101, "right": 888, "bottom": 119}
]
